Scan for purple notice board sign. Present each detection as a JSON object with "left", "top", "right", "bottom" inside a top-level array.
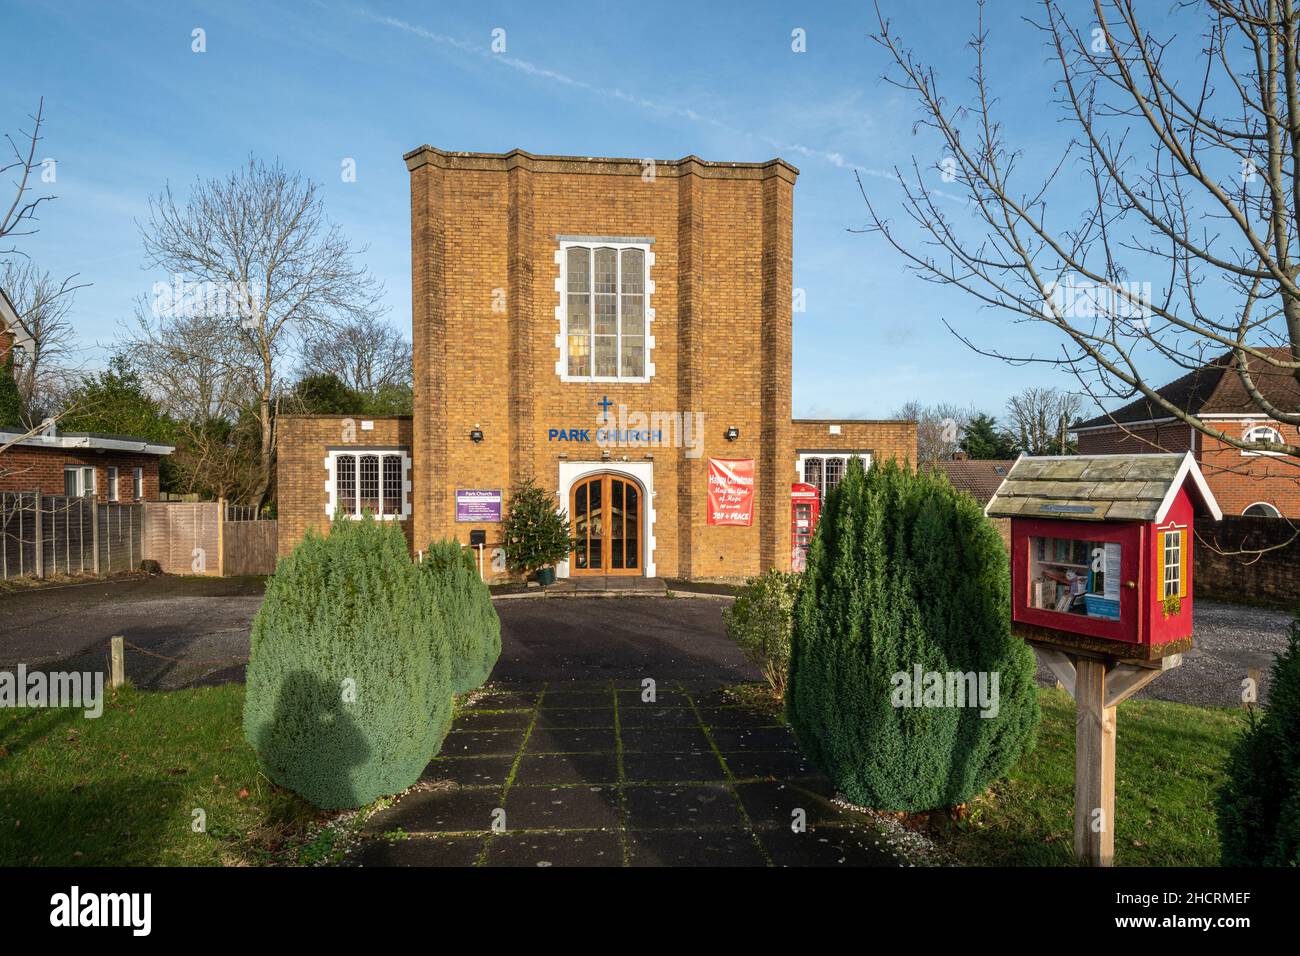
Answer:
[{"left": 455, "top": 489, "right": 503, "bottom": 523}]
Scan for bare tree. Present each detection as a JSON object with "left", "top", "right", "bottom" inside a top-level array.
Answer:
[
  {"left": 139, "top": 157, "right": 383, "bottom": 506},
  {"left": 1, "top": 98, "right": 54, "bottom": 257},
  {"left": 1, "top": 259, "right": 85, "bottom": 421},
  {"left": 893, "top": 399, "right": 976, "bottom": 463},
  {"left": 301, "top": 313, "right": 411, "bottom": 395},
  {"left": 1005, "top": 386, "right": 1085, "bottom": 455},
  {"left": 862, "top": 0, "right": 1300, "bottom": 469}
]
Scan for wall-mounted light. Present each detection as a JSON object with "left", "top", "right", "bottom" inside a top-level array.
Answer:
[
  {"left": 724, "top": 426, "right": 740, "bottom": 442},
  {"left": 469, "top": 425, "right": 484, "bottom": 443}
]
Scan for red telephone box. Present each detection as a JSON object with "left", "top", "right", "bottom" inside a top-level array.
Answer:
[{"left": 790, "top": 482, "right": 820, "bottom": 571}]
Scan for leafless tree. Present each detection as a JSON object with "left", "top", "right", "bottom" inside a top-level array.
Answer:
[
  {"left": 1, "top": 259, "right": 85, "bottom": 421},
  {"left": 1, "top": 98, "right": 54, "bottom": 257},
  {"left": 1005, "top": 386, "right": 1085, "bottom": 455},
  {"left": 139, "top": 156, "right": 383, "bottom": 506},
  {"left": 893, "top": 399, "right": 976, "bottom": 463},
  {"left": 862, "top": 0, "right": 1300, "bottom": 466},
  {"left": 301, "top": 313, "right": 412, "bottom": 395}
]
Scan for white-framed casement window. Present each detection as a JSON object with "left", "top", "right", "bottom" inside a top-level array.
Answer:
[
  {"left": 797, "top": 452, "right": 873, "bottom": 501},
  {"left": 63, "top": 466, "right": 96, "bottom": 497},
  {"left": 1241, "top": 424, "right": 1286, "bottom": 456},
  {"left": 555, "top": 239, "right": 655, "bottom": 382},
  {"left": 132, "top": 467, "right": 143, "bottom": 500},
  {"left": 1162, "top": 527, "right": 1184, "bottom": 598},
  {"left": 107, "top": 466, "right": 119, "bottom": 501},
  {"left": 325, "top": 449, "right": 411, "bottom": 520}
]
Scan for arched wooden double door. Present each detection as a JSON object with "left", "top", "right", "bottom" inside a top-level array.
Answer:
[{"left": 570, "top": 473, "right": 642, "bottom": 576}]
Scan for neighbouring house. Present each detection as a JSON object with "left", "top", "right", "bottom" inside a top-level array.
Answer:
[
  {"left": 0, "top": 285, "right": 35, "bottom": 373},
  {"left": 278, "top": 146, "right": 917, "bottom": 580},
  {"left": 1074, "top": 347, "right": 1300, "bottom": 518},
  {"left": 927, "top": 456, "right": 1019, "bottom": 547},
  {"left": 0, "top": 421, "right": 174, "bottom": 500}
]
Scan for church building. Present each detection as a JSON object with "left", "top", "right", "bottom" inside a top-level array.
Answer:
[{"left": 277, "top": 146, "right": 915, "bottom": 581}]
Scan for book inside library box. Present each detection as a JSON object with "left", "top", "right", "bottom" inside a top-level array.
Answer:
[{"left": 1028, "top": 535, "right": 1122, "bottom": 620}]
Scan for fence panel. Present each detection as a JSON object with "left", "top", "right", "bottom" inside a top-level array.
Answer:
[
  {"left": 222, "top": 519, "right": 278, "bottom": 576},
  {"left": 98, "top": 502, "right": 145, "bottom": 574},
  {"left": 143, "top": 501, "right": 221, "bottom": 575},
  {"left": 0, "top": 492, "right": 37, "bottom": 580}
]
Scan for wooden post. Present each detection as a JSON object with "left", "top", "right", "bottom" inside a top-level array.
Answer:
[
  {"left": 109, "top": 636, "right": 125, "bottom": 689},
  {"left": 33, "top": 490, "right": 43, "bottom": 579},
  {"left": 217, "top": 497, "right": 226, "bottom": 577},
  {"left": 1074, "top": 657, "right": 1116, "bottom": 867},
  {"left": 91, "top": 497, "right": 100, "bottom": 576}
]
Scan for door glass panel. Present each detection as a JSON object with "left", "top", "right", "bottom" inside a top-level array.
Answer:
[
  {"left": 625, "top": 484, "right": 638, "bottom": 568},
  {"left": 588, "top": 479, "right": 603, "bottom": 570},
  {"left": 610, "top": 480, "right": 625, "bottom": 569},
  {"left": 573, "top": 482, "right": 589, "bottom": 570}
]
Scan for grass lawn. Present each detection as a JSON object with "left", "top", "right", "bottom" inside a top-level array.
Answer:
[
  {"left": 937, "top": 689, "right": 1247, "bottom": 866},
  {"left": 0, "top": 684, "right": 332, "bottom": 866}
]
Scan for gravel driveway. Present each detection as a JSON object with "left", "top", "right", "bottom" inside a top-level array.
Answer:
[{"left": 1, "top": 576, "right": 1292, "bottom": 706}]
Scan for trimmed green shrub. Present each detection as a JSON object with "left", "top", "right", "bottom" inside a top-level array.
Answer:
[
  {"left": 1218, "top": 610, "right": 1300, "bottom": 866},
  {"left": 501, "top": 477, "right": 571, "bottom": 576},
  {"left": 422, "top": 539, "right": 502, "bottom": 694},
  {"left": 724, "top": 569, "right": 799, "bottom": 701},
  {"left": 242, "top": 518, "right": 452, "bottom": 809},
  {"left": 787, "top": 459, "right": 1039, "bottom": 811}
]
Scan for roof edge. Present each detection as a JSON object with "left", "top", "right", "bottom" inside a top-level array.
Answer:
[{"left": 404, "top": 145, "right": 799, "bottom": 181}]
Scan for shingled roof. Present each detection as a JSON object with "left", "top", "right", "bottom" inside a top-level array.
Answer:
[
  {"left": 1075, "top": 347, "right": 1300, "bottom": 429},
  {"left": 984, "top": 452, "right": 1222, "bottom": 523},
  {"left": 929, "top": 459, "right": 1017, "bottom": 506}
]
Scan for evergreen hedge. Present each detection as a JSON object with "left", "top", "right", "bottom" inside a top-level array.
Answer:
[
  {"left": 1218, "top": 610, "right": 1300, "bottom": 866},
  {"left": 242, "top": 518, "right": 452, "bottom": 809},
  {"left": 787, "top": 459, "right": 1039, "bottom": 811},
  {"left": 422, "top": 539, "right": 501, "bottom": 694}
]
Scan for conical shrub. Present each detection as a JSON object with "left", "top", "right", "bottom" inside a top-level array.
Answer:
[
  {"left": 243, "top": 518, "right": 452, "bottom": 809},
  {"left": 422, "top": 539, "right": 502, "bottom": 694},
  {"left": 1218, "top": 611, "right": 1300, "bottom": 865},
  {"left": 787, "top": 459, "right": 1039, "bottom": 811}
]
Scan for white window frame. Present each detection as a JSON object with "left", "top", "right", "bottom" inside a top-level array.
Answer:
[
  {"left": 1243, "top": 501, "right": 1282, "bottom": 518},
  {"left": 63, "top": 466, "right": 96, "bottom": 497},
  {"left": 324, "top": 449, "right": 412, "bottom": 520},
  {"left": 555, "top": 238, "right": 655, "bottom": 383},
  {"left": 795, "top": 452, "right": 873, "bottom": 501},
  {"left": 132, "top": 467, "right": 143, "bottom": 500},
  {"left": 1162, "top": 528, "right": 1182, "bottom": 598},
  {"left": 1241, "top": 423, "right": 1287, "bottom": 456},
  {"left": 107, "top": 466, "right": 119, "bottom": 501}
]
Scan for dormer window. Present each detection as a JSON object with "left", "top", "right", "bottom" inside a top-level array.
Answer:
[{"left": 556, "top": 239, "right": 654, "bottom": 382}]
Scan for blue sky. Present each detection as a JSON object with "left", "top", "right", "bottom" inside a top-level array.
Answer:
[{"left": 1, "top": 0, "right": 1175, "bottom": 419}]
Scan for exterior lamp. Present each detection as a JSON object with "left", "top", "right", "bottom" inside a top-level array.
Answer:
[
  {"left": 469, "top": 425, "right": 484, "bottom": 443},
  {"left": 724, "top": 426, "right": 740, "bottom": 441}
]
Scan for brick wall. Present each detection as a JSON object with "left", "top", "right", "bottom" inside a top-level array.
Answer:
[
  {"left": 1077, "top": 420, "right": 1300, "bottom": 517},
  {"left": 790, "top": 419, "right": 917, "bottom": 469},
  {"left": 1195, "top": 514, "right": 1300, "bottom": 608},
  {"left": 0, "top": 444, "right": 161, "bottom": 500},
  {"left": 406, "top": 147, "right": 804, "bottom": 581},
  {"left": 276, "top": 415, "right": 414, "bottom": 555}
]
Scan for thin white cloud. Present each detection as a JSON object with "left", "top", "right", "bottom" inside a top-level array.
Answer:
[{"left": 357, "top": 7, "right": 908, "bottom": 185}]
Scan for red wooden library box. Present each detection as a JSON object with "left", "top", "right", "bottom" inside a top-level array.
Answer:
[{"left": 985, "top": 452, "right": 1222, "bottom": 659}]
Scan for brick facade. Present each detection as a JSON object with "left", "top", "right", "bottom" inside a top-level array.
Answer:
[
  {"left": 276, "top": 415, "right": 414, "bottom": 554},
  {"left": 0, "top": 444, "right": 161, "bottom": 500},
  {"left": 275, "top": 147, "right": 918, "bottom": 581},
  {"left": 1077, "top": 420, "right": 1300, "bottom": 518}
]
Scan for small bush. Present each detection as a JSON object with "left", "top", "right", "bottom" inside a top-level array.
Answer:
[
  {"left": 787, "top": 459, "right": 1039, "bottom": 812},
  {"left": 422, "top": 539, "right": 502, "bottom": 694},
  {"left": 242, "top": 518, "right": 452, "bottom": 809},
  {"left": 724, "top": 570, "right": 799, "bottom": 700},
  {"left": 1218, "top": 610, "right": 1300, "bottom": 866}
]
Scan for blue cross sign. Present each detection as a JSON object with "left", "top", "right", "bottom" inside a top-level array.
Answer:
[{"left": 597, "top": 395, "right": 614, "bottom": 422}]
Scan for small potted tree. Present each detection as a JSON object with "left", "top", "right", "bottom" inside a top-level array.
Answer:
[{"left": 501, "top": 477, "right": 572, "bottom": 586}]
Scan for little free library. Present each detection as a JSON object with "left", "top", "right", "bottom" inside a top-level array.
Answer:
[{"left": 277, "top": 146, "right": 916, "bottom": 581}]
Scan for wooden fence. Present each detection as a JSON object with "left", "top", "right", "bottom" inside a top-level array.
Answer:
[
  {"left": 143, "top": 501, "right": 221, "bottom": 575},
  {"left": 0, "top": 492, "right": 144, "bottom": 581},
  {"left": 222, "top": 518, "right": 278, "bottom": 576}
]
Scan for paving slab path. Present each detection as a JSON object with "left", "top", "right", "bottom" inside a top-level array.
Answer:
[{"left": 346, "top": 680, "right": 902, "bottom": 868}]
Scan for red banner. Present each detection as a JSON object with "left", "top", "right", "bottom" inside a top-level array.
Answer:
[{"left": 707, "top": 458, "right": 755, "bottom": 526}]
